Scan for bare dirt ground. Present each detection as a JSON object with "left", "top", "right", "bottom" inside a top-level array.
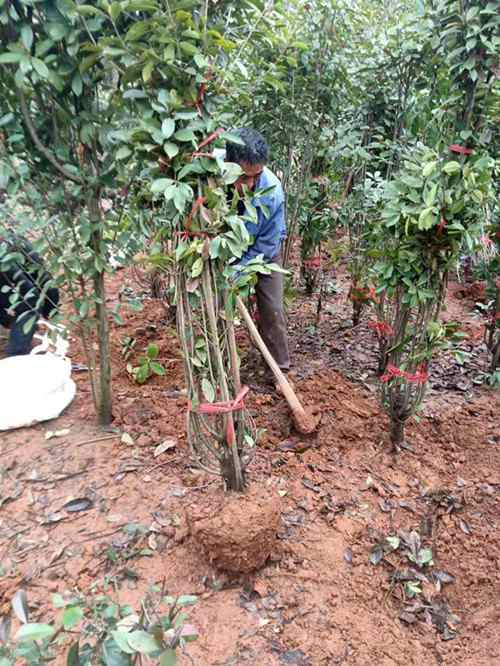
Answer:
[{"left": 1, "top": 260, "right": 499, "bottom": 666}]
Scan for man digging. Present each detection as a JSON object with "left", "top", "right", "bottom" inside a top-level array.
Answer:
[{"left": 226, "top": 128, "right": 291, "bottom": 387}]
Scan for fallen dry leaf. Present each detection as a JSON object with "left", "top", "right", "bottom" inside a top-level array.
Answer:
[
  {"left": 121, "top": 433, "right": 134, "bottom": 446},
  {"left": 154, "top": 439, "right": 177, "bottom": 457},
  {"left": 45, "top": 428, "right": 71, "bottom": 441}
]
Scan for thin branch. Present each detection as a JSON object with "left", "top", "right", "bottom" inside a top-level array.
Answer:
[{"left": 17, "top": 88, "right": 85, "bottom": 185}]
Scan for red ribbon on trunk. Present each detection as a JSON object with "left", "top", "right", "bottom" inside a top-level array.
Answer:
[
  {"left": 448, "top": 144, "right": 474, "bottom": 155},
  {"left": 380, "top": 363, "right": 429, "bottom": 384},
  {"left": 191, "top": 386, "right": 250, "bottom": 445}
]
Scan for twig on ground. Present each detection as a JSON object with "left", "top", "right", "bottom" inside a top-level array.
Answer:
[
  {"left": 20, "top": 470, "right": 89, "bottom": 483},
  {"left": 76, "top": 434, "right": 121, "bottom": 447}
]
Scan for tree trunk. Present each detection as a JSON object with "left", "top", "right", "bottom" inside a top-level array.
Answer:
[
  {"left": 390, "top": 417, "right": 404, "bottom": 451},
  {"left": 352, "top": 300, "right": 363, "bottom": 327},
  {"left": 88, "top": 192, "right": 112, "bottom": 427},
  {"left": 202, "top": 265, "right": 245, "bottom": 492},
  {"left": 488, "top": 285, "right": 499, "bottom": 374}
]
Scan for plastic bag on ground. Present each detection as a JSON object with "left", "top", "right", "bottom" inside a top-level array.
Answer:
[{"left": 0, "top": 322, "right": 76, "bottom": 431}]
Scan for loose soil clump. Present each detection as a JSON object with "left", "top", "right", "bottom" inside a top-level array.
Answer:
[{"left": 190, "top": 484, "right": 282, "bottom": 574}]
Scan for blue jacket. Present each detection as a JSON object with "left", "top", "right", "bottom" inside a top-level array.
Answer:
[{"left": 241, "top": 167, "right": 286, "bottom": 264}]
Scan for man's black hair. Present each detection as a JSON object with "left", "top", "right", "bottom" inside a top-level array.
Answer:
[{"left": 226, "top": 128, "right": 268, "bottom": 166}]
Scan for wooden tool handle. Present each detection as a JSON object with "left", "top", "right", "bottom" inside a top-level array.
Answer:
[{"left": 236, "top": 296, "right": 307, "bottom": 416}]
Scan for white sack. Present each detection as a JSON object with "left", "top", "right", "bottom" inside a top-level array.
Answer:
[{"left": 0, "top": 323, "right": 76, "bottom": 431}]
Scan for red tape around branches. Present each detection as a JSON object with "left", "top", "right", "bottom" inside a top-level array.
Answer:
[
  {"left": 380, "top": 363, "right": 429, "bottom": 384},
  {"left": 350, "top": 285, "right": 379, "bottom": 304},
  {"left": 303, "top": 256, "right": 322, "bottom": 270},
  {"left": 368, "top": 321, "right": 393, "bottom": 337},
  {"left": 449, "top": 144, "right": 474, "bottom": 155},
  {"left": 191, "top": 386, "right": 250, "bottom": 446}
]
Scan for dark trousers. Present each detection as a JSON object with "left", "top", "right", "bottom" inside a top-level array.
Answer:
[
  {"left": 255, "top": 255, "right": 290, "bottom": 372},
  {"left": 0, "top": 286, "right": 59, "bottom": 356},
  {"left": 0, "top": 312, "right": 35, "bottom": 356}
]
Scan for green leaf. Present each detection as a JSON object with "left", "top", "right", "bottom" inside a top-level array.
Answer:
[
  {"left": 79, "top": 54, "right": 99, "bottom": 72},
  {"left": 22, "top": 315, "right": 38, "bottom": 335},
  {"left": 123, "top": 89, "right": 148, "bottom": 100},
  {"left": 71, "top": 73, "right": 83, "bottom": 96},
  {"left": 52, "top": 593, "right": 65, "bottom": 609},
  {"left": 417, "top": 207, "right": 436, "bottom": 230},
  {"left": 163, "top": 43, "right": 175, "bottom": 61},
  {"left": 126, "top": 630, "right": 161, "bottom": 655},
  {"left": 221, "top": 162, "right": 243, "bottom": 185},
  {"left": 63, "top": 606, "right": 84, "bottom": 630},
  {"left": 161, "top": 118, "right": 175, "bottom": 139},
  {"left": 418, "top": 548, "right": 433, "bottom": 566},
  {"left": 125, "top": 21, "right": 151, "bottom": 41},
  {"left": 150, "top": 361, "right": 165, "bottom": 376},
  {"left": 116, "top": 146, "right": 132, "bottom": 160},
  {"left": 201, "top": 378, "right": 215, "bottom": 403},
  {"left": 76, "top": 4, "right": 107, "bottom": 15},
  {"left": 424, "top": 183, "right": 438, "bottom": 207},
  {"left": 176, "top": 595, "right": 198, "bottom": 607},
  {"left": 146, "top": 343, "right": 159, "bottom": 359},
  {"left": 134, "top": 365, "right": 149, "bottom": 384},
  {"left": 111, "top": 631, "right": 136, "bottom": 655},
  {"left": 174, "top": 129, "right": 196, "bottom": 142},
  {"left": 174, "top": 110, "right": 198, "bottom": 120},
  {"left": 220, "top": 132, "right": 245, "bottom": 146},
  {"left": 0, "top": 52, "right": 23, "bottom": 64},
  {"left": 193, "top": 53, "right": 208, "bottom": 68},
  {"left": 386, "top": 536, "right": 400, "bottom": 551},
  {"left": 401, "top": 174, "right": 422, "bottom": 189},
  {"left": 109, "top": 1, "right": 122, "bottom": 21},
  {"left": 32, "top": 58, "right": 49, "bottom": 78},
  {"left": 160, "top": 650, "right": 177, "bottom": 666},
  {"left": 15, "top": 623, "right": 55, "bottom": 642},
  {"left": 151, "top": 178, "right": 172, "bottom": 193},
  {"left": 404, "top": 581, "right": 421, "bottom": 598},
  {"left": 443, "top": 161, "right": 461, "bottom": 175},
  {"left": 164, "top": 142, "right": 179, "bottom": 158},
  {"left": 177, "top": 162, "right": 202, "bottom": 179},
  {"left": 179, "top": 41, "right": 198, "bottom": 56},
  {"left": 47, "top": 23, "right": 68, "bottom": 40},
  {"left": 102, "top": 637, "right": 133, "bottom": 666},
  {"left": 191, "top": 257, "right": 203, "bottom": 278},
  {"left": 142, "top": 60, "right": 154, "bottom": 82},
  {"left": 66, "top": 642, "right": 80, "bottom": 666},
  {"left": 21, "top": 25, "right": 34, "bottom": 51},
  {"left": 209, "top": 237, "right": 222, "bottom": 259},
  {"left": 422, "top": 161, "right": 437, "bottom": 177}
]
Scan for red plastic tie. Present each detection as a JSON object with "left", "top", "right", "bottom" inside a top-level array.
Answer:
[
  {"left": 448, "top": 144, "right": 474, "bottom": 155},
  {"left": 350, "top": 285, "right": 379, "bottom": 304},
  {"left": 196, "top": 386, "right": 249, "bottom": 415},
  {"left": 303, "top": 256, "right": 322, "bottom": 270},
  {"left": 191, "top": 386, "right": 250, "bottom": 445},
  {"left": 368, "top": 321, "right": 393, "bottom": 337},
  {"left": 380, "top": 363, "right": 429, "bottom": 384}
]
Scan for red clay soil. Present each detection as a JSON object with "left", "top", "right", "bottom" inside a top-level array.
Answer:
[
  {"left": 190, "top": 484, "right": 282, "bottom": 574},
  {"left": 1, "top": 265, "right": 499, "bottom": 665}
]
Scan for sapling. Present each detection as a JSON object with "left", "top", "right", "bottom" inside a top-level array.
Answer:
[{"left": 372, "top": 143, "right": 494, "bottom": 450}]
